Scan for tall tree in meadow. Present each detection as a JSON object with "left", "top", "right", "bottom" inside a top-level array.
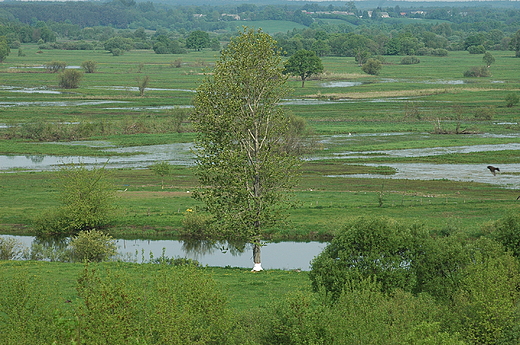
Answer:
[
  {"left": 191, "top": 27, "right": 300, "bottom": 271},
  {"left": 283, "top": 49, "right": 324, "bottom": 87}
]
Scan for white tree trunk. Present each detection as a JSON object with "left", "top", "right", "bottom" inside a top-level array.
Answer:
[{"left": 251, "top": 243, "right": 263, "bottom": 271}]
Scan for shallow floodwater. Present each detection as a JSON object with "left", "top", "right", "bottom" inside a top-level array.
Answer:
[
  {"left": 329, "top": 163, "right": 520, "bottom": 189},
  {"left": 2, "top": 235, "right": 326, "bottom": 270},
  {"left": 1, "top": 133, "right": 519, "bottom": 188},
  {"left": 0, "top": 100, "right": 129, "bottom": 108},
  {"left": 0, "top": 142, "right": 194, "bottom": 170}
]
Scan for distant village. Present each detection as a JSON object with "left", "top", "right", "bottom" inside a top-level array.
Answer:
[{"left": 195, "top": 10, "right": 430, "bottom": 21}]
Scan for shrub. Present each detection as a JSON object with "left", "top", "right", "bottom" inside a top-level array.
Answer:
[
  {"left": 310, "top": 216, "right": 423, "bottom": 299},
  {"left": 432, "top": 48, "right": 449, "bottom": 56},
  {"left": 401, "top": 56, "right": 421, "bottom": 64},
  {"left": 58, "top": 69, "right": 83, "bottom": 89},
  {"left": 33, "top": 165, "right": 117, "bottom": 236},
  {"left": 68, "top": 230, "right": 117, "bottom": 262},
  {"left": 467, "top": 45, "right": 486, "bottom": 54},
  {"left": 259, "top": 291, "right": 332, "bottom": 344},
  {"left": 180, "top": 209, "right": 215, "bottom": 239},
  {"left": 0, "top": 271, "right": 73, "bottom": 344},
  {"left": 490, "top": 214, "right": 520, "bottom": 257},
  {"left": 149, "top": 161, "right": 172, "bottom": 189},
  {"left": 81, "top": 60, "right": 97, "bottom": 73},
  {"left": 44, "top": 60, "right": 66, "bottom": 72},
  {"left": 76, "top": 265, "right": 235, "bottom": 344},
  {"left": 0, "top": 236, "right": 27, "bottom": 260},
  {"left": 10, "top": 40, "right": 21, "bottom": 49},
  {"left": 170, "top": 58, "right": 182, "bottom": 68},
  {"left": 450, "top": 240, "right": 520, "bottom": 344},
  {"left": 111, "top": 48, "right": 124, "bottom": 56},
  {"left": 474, "top": 106, "right": 495, "bottom": 120},
  {"left": 361, "top": 58, "right": 382, "bottom": 75},
  {"left": 136, "top": 75, "right": 149, "bottom": 96},
  {"left": 463, "top": 66, "right": 490, "bottom": 77},
  {"left": 505, "top": 93, "right": 519, "bottom": 108}
]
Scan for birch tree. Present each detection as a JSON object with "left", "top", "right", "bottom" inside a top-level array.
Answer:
[{"left": 191, "top": 27, "right": 300, "bottom": 271}]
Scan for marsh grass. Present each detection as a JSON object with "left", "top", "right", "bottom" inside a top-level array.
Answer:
[{"left": 1, "top": 47, "right": 519, "bottom": 238}]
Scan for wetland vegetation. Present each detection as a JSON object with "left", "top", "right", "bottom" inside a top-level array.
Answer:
[{"left": 1, "top": 3, "right": 520, "bottom": 343}]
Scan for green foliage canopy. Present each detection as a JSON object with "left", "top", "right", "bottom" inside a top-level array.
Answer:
[
  {"left": 185, "top": 30, "right": 210, "bottom": 51},
  {"left": 283, "top": 49, "right": 324, "bottom": 87},
  {"left": 34, "top": 165, "right": 117, "bottom": 236},
  {"left": 191, "top": 27, "right": 300, "bottom": 267},
  {"left": 0, "top": 36, "right": 10, "bottom": 63}
]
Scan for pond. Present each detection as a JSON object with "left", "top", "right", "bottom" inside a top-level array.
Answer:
[{"left": 2, "top": 235, "right": 326, "bottom": 271}]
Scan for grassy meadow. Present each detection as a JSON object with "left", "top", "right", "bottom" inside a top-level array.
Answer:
[{"left": 0, "top": 44, "right": 519, "bottom": 239}]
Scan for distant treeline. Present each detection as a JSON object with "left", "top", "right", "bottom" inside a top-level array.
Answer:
[{"left": 0, "top": 1, "right": 519, "bottom": 58}]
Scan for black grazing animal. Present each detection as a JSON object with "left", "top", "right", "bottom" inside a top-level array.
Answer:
[{"left": 487, "top": 165, "right": 500, "bottom": 176}]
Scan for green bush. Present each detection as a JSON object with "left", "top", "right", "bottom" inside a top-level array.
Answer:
[
  {"left": 44, "top": 60, "right": 67, "bottom": 72},
  {"left": 463, "top": 66, "right": 490, "bottom": 77},
  {"left": 505, "top": 93, "right": 519, "bottom": 108},
  {"left": 58, "top": 69, "right": 83, "bottom": 88},
  {"left": 81, "top": 60, "right": 97, "bottom": 73},
  {"left": 34, "top": 165, "right": 117, "bottom": 236},
  {"left": 490, "top": 214, "right": 520, "bottom": 257},
  {"left": 0, "top": 270, "right": 73, "bottom": 344},
  {"left": 467, "top": 45, "right": 486, "bottom": 54},
  {"left": 450, "top": 239, "right": 520, "bottom": 344},
  {"left": 361, "top": 58, "right": 382, "bottom": 75},
  {"left": 258, "top": 291, "right": 332, "bottom": 344},
  {"left": 309, "top": 216, "right": 424, "bottom": 298},
  {"left": 180, "top": 209, "right": 215, "bottom": 239},
  {"left": 432, "top": 48, "right": 449, "bottom": 56},
  {"left": 474, "top": 106, "right": 495, "bottom": 120},
  {"left": 76, "top": 264, "right": 236, "bottom": 344},
  {"left": 401, "top": 56, "right": 421, "bottom": 64},
  {"left": 68, "top": 230, "right": 118, "bottom": 262}
]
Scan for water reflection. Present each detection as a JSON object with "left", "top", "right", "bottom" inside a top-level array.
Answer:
[
  {"left": 1, "top": 235, "right": 326, "bottom": 270},
  {"left": 0, "top": 142, "right": 194, "bottom": 171}
]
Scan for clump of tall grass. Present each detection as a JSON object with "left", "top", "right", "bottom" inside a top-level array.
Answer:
[{"left": 4, "top": 110, "right": 193, "bottom": 141}]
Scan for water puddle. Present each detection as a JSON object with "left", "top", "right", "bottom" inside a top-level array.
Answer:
[
  {"left": 104, "top": 105, "right": 194, "bottom": 111},
  {"left": 92, "top": 86, "right": 195, "bottom": 93},
  {"left": 328, "top": 163, "right": 520, "bottom": 189},
  {"left": 281, "top": 97, "right": 412, "bottom": 105},
  {"left": 380, "top": 78, "right": 466, "bottom": 85},
  {"left": 0, "top": 142, "right": 194, "bottom": 171},
  {"left": 0, "top": 100, "right": 129, "bottom": 108},
  {"left": 1, "top": 235, "right": 325, "bottom": 270},
  {"left": 0, "top": 86, "right": 63, "bottom": 94},
  {"left": 320, "top": 81, "right": 363, "bottom": 88},
  {"left": 8, "top": 65, "right": 81, "bottom": 69},
  {"left": 331, "top": 143, "right": 520, "bottom": 159}
]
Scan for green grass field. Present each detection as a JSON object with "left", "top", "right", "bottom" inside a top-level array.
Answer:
[{"left": 0, "top": 45, "right": 519, "bottom": 238}]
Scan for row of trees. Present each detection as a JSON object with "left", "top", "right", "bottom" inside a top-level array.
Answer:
[
  {"left": 1, "top": 2, "right": 519, "bottom": 32},
  {"left": 0, "top": 2, "right": 518, "bottom": 55}
]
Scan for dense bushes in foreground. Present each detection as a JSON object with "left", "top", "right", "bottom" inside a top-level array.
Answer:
[{"left": 2, "top": 214, "right": 520, "bottom": 344}]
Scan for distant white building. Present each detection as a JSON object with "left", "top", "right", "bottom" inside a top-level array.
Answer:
[{"left": 222, "top": 13, "right": 241, "bottom": 20}]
